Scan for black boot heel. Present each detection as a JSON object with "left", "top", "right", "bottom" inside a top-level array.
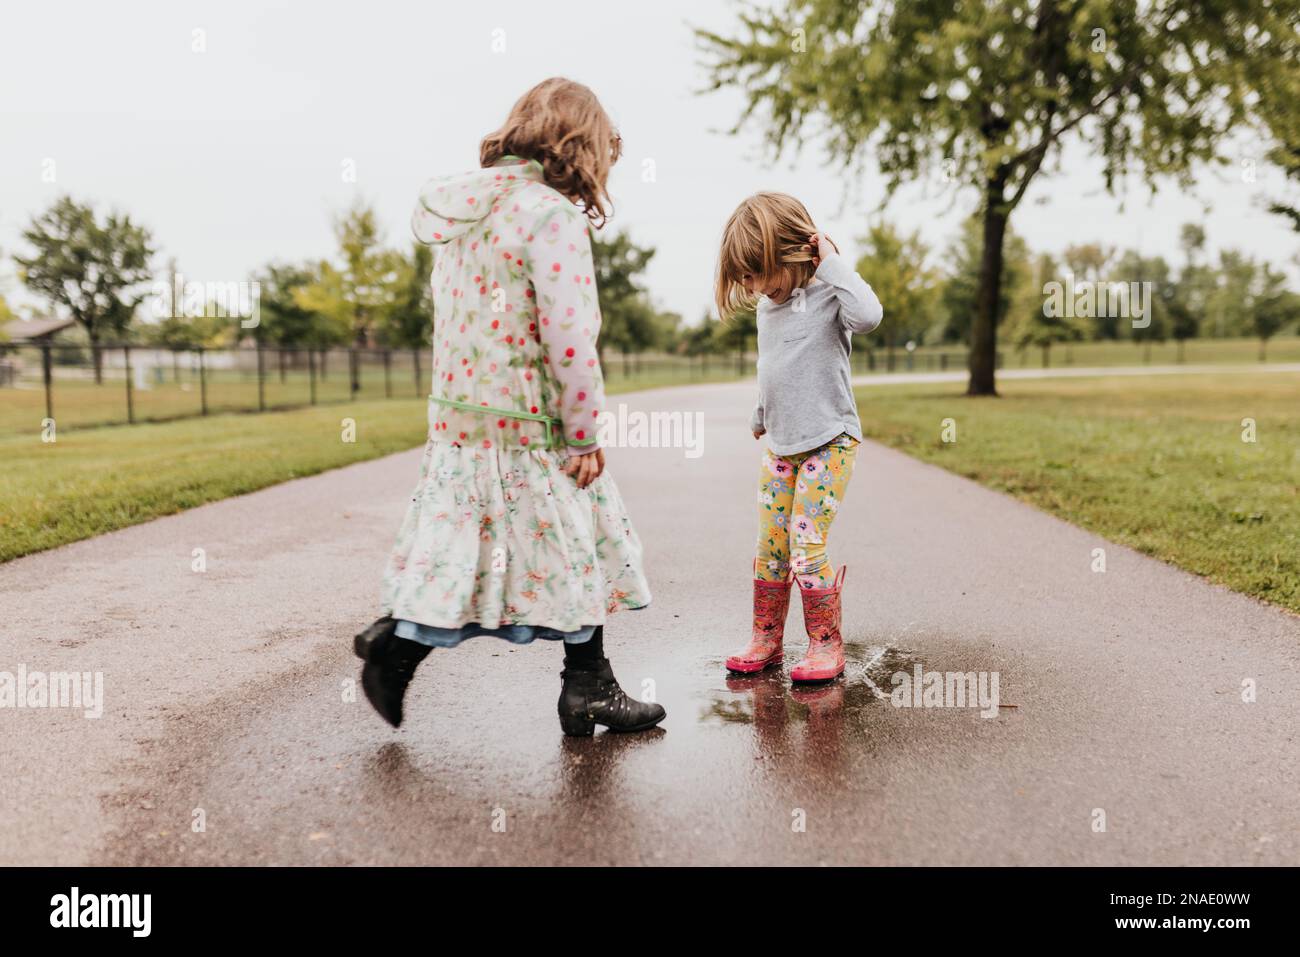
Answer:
[
  {"left": 354, "top": 616, "right": 397, "bottom": 661},
  {"left": 557, "top": 660, "right": 666, "bottom": 736},
  {"left": 558, "top": 713, "right": 596, "bottom": 737}
]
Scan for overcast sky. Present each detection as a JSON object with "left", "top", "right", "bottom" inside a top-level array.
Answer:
[{"left": 2, "top": 0, "right": 1296, "bottom": 326}]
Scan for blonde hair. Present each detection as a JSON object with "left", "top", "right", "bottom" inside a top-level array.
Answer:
[
  {"left": 715, "top": 192, "right": 818, "bottom": 319},
  {"left": 480, "top": 77, "right": 622, "bottom": 227}
]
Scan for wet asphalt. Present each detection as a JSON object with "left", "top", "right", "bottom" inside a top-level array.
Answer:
[{"left": 2, "top": 379, "right": 1298, "bottom": 865}]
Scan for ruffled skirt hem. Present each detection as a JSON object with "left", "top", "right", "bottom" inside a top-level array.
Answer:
[{"left": 380, "top": 440, "right": 652, "bottom": 632}]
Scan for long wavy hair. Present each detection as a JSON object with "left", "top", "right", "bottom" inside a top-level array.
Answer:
[
  {"left": 480, "top": 77, "right": 622, "bottom": 227},
  {"left": 715, "top": 192, "right": 818, "bottom": 319}
]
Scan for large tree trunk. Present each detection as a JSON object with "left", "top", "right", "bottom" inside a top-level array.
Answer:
[{"left": 967, "top": 182, "right": 1009, "bottom": 396}]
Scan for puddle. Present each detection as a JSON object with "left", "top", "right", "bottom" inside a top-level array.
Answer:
[{"left": 699, "top": 643, "right": 919, "bottom": 728}]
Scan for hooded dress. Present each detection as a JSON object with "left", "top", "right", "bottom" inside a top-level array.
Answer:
[{"left": 379, "top": 157, "right": 651, "bottom": 647}]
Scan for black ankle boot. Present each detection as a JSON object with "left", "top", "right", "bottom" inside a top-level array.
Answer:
[
  {"left": 354, "top": 617, "right": 432, "bottom": 728},
  {"left": 557, "top": 658, "right": 666, "bottom": 736}
]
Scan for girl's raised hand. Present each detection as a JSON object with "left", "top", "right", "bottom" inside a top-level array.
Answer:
[{"left": 807, "top": 233, "right": 840, "bottom": 267}]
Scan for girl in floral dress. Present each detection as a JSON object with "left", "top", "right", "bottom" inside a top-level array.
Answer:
[{"left": 355, "top": 78, "right": 665, "bottom": 736}]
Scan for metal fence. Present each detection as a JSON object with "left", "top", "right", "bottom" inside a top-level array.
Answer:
[
  {"left": 0, "top": 343, "right": 436, "bottom": 437},
  {"left": 0, "top": 341, "right": 992, "bottom": 438}
]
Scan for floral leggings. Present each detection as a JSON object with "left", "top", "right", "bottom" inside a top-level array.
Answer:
[{"left": 755, "top": 433, "right": 859, "bottom": 588}]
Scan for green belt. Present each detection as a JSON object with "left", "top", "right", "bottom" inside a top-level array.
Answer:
[{"left": 429, "top": 396, "right": 567, "bottom": 451}]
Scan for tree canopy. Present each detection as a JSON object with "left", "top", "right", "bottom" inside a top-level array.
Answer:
[
  {"left": 16, "top": 196, "right": 155, "bottom": 380},
  {"left": 697, "top": 0, "right": 1300, "bottom": 394}
]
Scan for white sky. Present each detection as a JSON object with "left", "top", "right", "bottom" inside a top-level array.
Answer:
[{"left": 2, "top": 0, "right": 1296, "bottom": 325}]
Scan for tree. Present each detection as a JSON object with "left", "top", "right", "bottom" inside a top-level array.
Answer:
[
  {"left": 1267, "top": 141, "right": 1300, "bottom": 232},
  {"left": 1251, "top": 265, "right": 1300, "bottom": 361},
  {"left": 1114, "top": 251, "right": 1171, "bottom": 361},
  {"left": 679, "top": 315, "right": 722, "bottom": 357},
  {"left": 383, "top": 243, "right": 434, "bottom": 350},
  {"left": 0, "top": 246, "right": 12, "bottom": 337},
  {"left": 296, "top": 202, "right": 403, "bottom": 348},
  {"left": 590, "top": 229, "right": 665, "bottom": 356},
  {"left": 697, "top": 0, "right": 1300, "bottom": 395},
  {"left": 1062, "top": 243, "right": 1116, "bottom": 339},
  {"left": 1169, "top": 223, "right": 1208, "bottom": 361},
  {"left": 1262, "top": 60, "right": 1300, "bottom": 234},
  {"left": 252, "top": 261, "right": 333, "bottom": 348},
  {"left": 1007, "top": 252, "right": 1082, "bottom": 366},
  {"left": 940, "top": 215, "right": 1030, "bottom": 347},
  {"left": 15, "top": 196, "right": 155, "bottom": 382},
  {"left": 855, "top": 221, "right": 941, "bottom": 355},
  {"left": 718, "top": 305, "right": 758, "bottom": 367},
  {"left": 1206, "top": 250, "right": 1258, "bottom": 339}
]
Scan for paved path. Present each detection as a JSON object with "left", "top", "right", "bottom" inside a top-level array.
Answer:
[
  {"left": 853, "top": 361, "right": 1300, "bottom": 387},
  {"left": 1, "top": 380, "right": 1297, "bottom": 865}
]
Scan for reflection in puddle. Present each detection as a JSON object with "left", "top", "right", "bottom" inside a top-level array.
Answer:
[{"left": 700, "top": 644, "right": 918, "bottom": 728}]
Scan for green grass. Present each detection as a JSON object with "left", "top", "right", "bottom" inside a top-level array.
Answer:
[
  {"left": 0, "top": 398, "right": 432, "bottom": 563},
  {"left": 0, "top": 371, "right": 743, "bottom": 564},
  {"left": 856, "top": 372, "right": 1300, "bottom": 614}
]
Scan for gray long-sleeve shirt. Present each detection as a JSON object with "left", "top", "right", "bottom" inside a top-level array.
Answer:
[{"left": 750, "top": 253, "right": 884, "bottom": 456}]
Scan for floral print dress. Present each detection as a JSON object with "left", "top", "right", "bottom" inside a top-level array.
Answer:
[{"left": 380, "top": 158, "right": 651, "bottom": 643}]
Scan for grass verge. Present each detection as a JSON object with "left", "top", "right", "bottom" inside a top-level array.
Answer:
[{"left": 856, "top": 372, "right": 1300, "bottom": 614}]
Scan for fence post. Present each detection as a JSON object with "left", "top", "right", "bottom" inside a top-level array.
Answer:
[
  {"left": 349, "top": 347, "right": 359, "bottom": 399},
  {"left": 198, "top": 348, "right": 208, "bottom": 415},
  {"left": 256, "top": 342, "right": 266, "bottom": 411},
  {"left": 124, "top": 345, "right": 135, "bottom": 424},
  {"left": 413, "top": 349, "right": 421, "bottom": 397},
  {"left": 41, "top": 343, "right": 54, "bottom": 424},
  {"left": 384, "top": 349, "right": 392, "bottom": 398},
  {"left": 308, "top": 348, "right": 317, "bottom": 405}
]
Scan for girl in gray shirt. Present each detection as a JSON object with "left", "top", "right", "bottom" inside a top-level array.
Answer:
[{"left": 715, "top": 192, "right": 883, "bottom": 684}]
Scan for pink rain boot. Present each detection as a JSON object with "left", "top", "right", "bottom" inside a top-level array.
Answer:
[
  {"left": 725, "top": 576, "right": 793, "bottom": 673},
  {"left": 791, "top": 566, "right": 847, "bottom": 683}
]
